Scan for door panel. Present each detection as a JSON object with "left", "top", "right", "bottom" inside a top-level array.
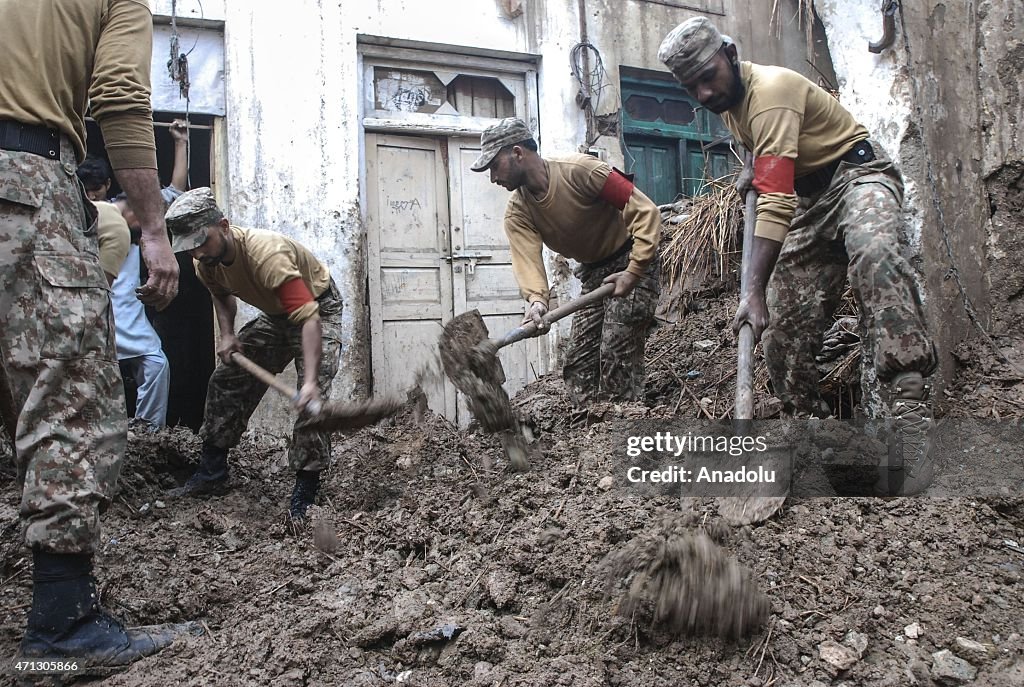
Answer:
[
  {"left": 448, "top": 137, "right": 548, "bottom": 419},
  {"left": 366, "top": 134, "right": 548, "bottom": 426},
  {"left": 366, "top": 134, "right": 456, "bottom": 419}
]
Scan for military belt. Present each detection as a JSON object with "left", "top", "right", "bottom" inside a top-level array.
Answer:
[
  {"left": 0, "top": 120, "right": 61, "bottom": 160},
  {"left": 793, "top": 139, "right": 875, "bottom": 198}
]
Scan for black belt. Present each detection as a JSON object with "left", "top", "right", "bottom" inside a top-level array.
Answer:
[
  {"left": 584, "top": 236, "right": 633, "bottom": 269},
  {"left": 793, "top": 139, "right": 875, "bottom": 198},
  {"left": 0, "top": 120, "right": 60, "bottom": 160}
]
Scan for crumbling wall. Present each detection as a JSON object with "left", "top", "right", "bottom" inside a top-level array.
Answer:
[
  {"left": 814, "top": 0, "right": 1023, "bottom": 412},
  {"left": 978, "top": 1, "right": 1024, "bottom": 364}
]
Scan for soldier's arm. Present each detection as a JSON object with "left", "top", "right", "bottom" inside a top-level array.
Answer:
[
  {"left": 504, "top": 202, "right": 548, "bottom": 305},
  {"left": 211, "top": 293, "right": 242, "bottom": 364},
  {"left": 92, "top": 0, "right": 178, "bottom": 310}
]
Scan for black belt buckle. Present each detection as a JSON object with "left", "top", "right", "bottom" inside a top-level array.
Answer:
[{"left": 0, "top": 120, "right": 60, "bottom": 160}]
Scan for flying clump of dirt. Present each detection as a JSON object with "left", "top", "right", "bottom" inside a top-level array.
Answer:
[{"left": 603, "top": 516, "right": 769, "bottom": 639}]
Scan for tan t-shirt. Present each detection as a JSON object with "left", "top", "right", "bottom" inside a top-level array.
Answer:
[
  {"left": 0, "top": 0, "right": 157, "bottom": 169},
  {"left": 195, "top": 226, "right": 332, "bottom": 325},
  {"left": 721, "top": 62, "right": 869, "bottom": 241},
  {"left": 504, "top": 154, "right": 661, "bottom": 303},
  {"left": 94, "top": 201, "right": 130, "bottom": 280}
]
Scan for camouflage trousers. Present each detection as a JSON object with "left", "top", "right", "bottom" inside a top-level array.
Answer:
[
  {"left": 762, "top": 141, "right": 937, "bottom": 417},
  {"left": 563, "top": 247, "right": 661, "bottom": 405},
  {"left": 199, "top": 281, "right": 343, "bottom": 471},
  {"left": 0, "top": 139, "right": 126, "bottom": 555}
]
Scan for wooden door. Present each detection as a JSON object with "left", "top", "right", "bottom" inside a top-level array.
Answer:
[
  {"left": 366, "top": 134, "right": 549, "bottom": 426},
  {"left": 366, "top": 134, "right": 456, "bottom": 419},
  {"left": 448, "top": 137, "right": 549, "bottom": 420}
]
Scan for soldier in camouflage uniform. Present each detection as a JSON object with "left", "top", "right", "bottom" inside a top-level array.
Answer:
[
  {"left": 471, "top": 118, "right": 662, "bottom": 405},
  {"left": 1, "top": 0, "right": 197, "bottom": 671},
  {"left": 660, "top": 18, "right": 938, "bottom": 495},
  {"left": 165, "top": 188, "right": 342, "bottom": 520}
]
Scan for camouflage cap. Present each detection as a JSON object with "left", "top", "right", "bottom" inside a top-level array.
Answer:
[
  {"left": 470, "top": 117, "right": 534, "bottom": 172},
  {"left": 165, "top": 187, "right": 224, "bottom": 252},
  {"left": 658, "top": 17, "right": 725, "bottom": 83}
]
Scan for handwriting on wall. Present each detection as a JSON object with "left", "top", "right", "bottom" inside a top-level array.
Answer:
[{"left": 389, "top": 198, "right": 423, "bottom": 212}]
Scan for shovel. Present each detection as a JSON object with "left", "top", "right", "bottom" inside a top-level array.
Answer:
[
  {"left": 716, "top": 184, "right": 788, "bottom": 525},
  {"left": 229, "top": 352, "right": 403, "bottom": 432},
  {"left": 439, "top": 283, "right": 616, "bottom": 470}
]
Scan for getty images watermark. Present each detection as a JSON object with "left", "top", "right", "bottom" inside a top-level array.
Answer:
[{"left": 625, "top": 431, "right": 778, "bottom": 486}]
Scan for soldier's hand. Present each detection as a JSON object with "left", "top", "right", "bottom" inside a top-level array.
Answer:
[
  {"left": 296, "top": 381, "right": 321, "bottom": 412},
  {"left": 169, "top": 119, "right": 189, "bottom": 143},
  {"left": 602, "top": 270, "right": 640, "bottom": 297},
  {"left": 522, "top": 301, "right": 549, "bottom": 333},
  {"left": 733, "top": 291, "right": 770, "bottom": 342},
  {"left": 736, "top": 155, "right": 755, "bottom": 198},
  {"left": 136, "top": 236, "right": 179, "bottom": 310},
  {"left": 217, "top": 335, "right": 244, "bottom": 365}
]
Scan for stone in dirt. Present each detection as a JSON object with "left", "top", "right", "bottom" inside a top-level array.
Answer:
[
  {"left": 955, "top": 636, "right": 989, "bottom": 656},
  {"left": 818, "top": 639, "right": 859, "bottom": 671},
  {"left": 905, "top": 622, "right": 922, "bottom": 639},
  {"left": 931, "top": 650, "right": 978, "bottom": 684}
]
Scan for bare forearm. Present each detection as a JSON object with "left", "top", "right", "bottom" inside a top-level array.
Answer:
[
  {"left": 212, "top": 294, "right": 237, "bottom": 337},
  {"left": 300, "top": 318, "right": 323, "bottom": 387},
  {"left": 170, "top": 140, "right": 188, "bottom": 191},
  {"left": 747, "top": 237, "right": 784, "bottom": 297},
  {"left": 115, "top": 168, "right": 166, "bottom": 239}
]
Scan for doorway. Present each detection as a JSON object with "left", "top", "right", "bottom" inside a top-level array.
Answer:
[{"left": 364, "top": 133, "right": 548, "bottom": 425}]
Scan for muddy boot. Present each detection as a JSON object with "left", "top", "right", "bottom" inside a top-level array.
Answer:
[
  {"left": 289, "top": 470, "right": 320, "bottom": 520},
  {"left": 878, "top": 371, "right": 935, "bottom": 496},
  {"left": 168, "top": 443, "right": 229, "bottom": 498},
  {"left": 19, "top": 551, "right": 202, "bottom": 677}
]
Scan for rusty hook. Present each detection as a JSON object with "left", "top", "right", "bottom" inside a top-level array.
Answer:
[{"left": 868, "top": 0, "right": 900, "bottom": 54}]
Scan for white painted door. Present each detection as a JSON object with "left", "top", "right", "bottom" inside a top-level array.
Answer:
[
  {"left": 366, "top": 134, "right": 457, "bottom": 419},
  {"left": 366, "top": 134, "right": 549, "bottom": 425},
  {"left": 448, "top": 136, "right": 549, "bottom": 420}
]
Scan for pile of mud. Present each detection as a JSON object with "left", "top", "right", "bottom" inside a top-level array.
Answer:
[{"left": 1, "top": 389, "right": 1022, "bottom": 686}]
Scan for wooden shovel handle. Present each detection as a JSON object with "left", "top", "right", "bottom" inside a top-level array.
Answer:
[
  {"left": 734, "top": 186, "right": 758, "bottom": 422},
  {"left": 230, "top": 352, "right": 322, "bottom": 415},
  {"left": 496, "top": 283, "right": 617, "bottom": 349}
]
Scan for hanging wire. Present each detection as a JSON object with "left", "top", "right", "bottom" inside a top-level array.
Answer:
[
  {"left": 166, "top": 0, "right": 203, "bottom": 189},
  {"left": 569, "top": 41, "right": 612, "bottom": 147}
]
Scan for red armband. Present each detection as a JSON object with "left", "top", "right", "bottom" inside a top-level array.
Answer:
[
  {"left": 599, "top": 168, "right": 635, "bottom": 210},
  {"left": 277, "top": 278, "right": 315, "bottom": 314},
  {"left": 753, "top": 156, "right": 796, "bottom": 195}
]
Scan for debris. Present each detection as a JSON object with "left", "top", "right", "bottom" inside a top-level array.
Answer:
[
  {"left": 930, "top": 650, "right": 977, "bottom": 684},
  {"left": 694, "top": 339, "right": 717, "bottom": 352},
  {"left": 598, "top": 475, "right": 614, "bottom": 491},
  {"left": 818, "top": 639, "right": 859, "bottom": 671},
  {"left": 406, "top": 623, "right": 464, "bottom": 646},
  {"left": 845, "top": 630, "right": 869, "bottom": 658},
  {"left": 954, "top": 636, "right": 989, "bottom": 656},
  {"left": 905, "top": 622, "right": 922, "bottom": 639}
]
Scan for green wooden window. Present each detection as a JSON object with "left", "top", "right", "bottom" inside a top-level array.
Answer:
[{"left": 621, "top": 74, "right": 735, "bottom": 204}]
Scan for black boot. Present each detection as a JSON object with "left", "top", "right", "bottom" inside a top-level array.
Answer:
[
  {"left": 877, "top": 371, "right": 935, "bottom": 496},
  {"left": 20, "top": 551, "right": 201, "bottom": 674},
  {"left": 168, "top": 443, "right": 229, "bottom": 498},
  {"left": 289, "top": 470, "right": 321, "bottom": 520}
]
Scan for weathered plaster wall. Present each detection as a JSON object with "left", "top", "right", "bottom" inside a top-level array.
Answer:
[{"left": 815, "top": 0, "right": 1023, "bottom": 410}]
